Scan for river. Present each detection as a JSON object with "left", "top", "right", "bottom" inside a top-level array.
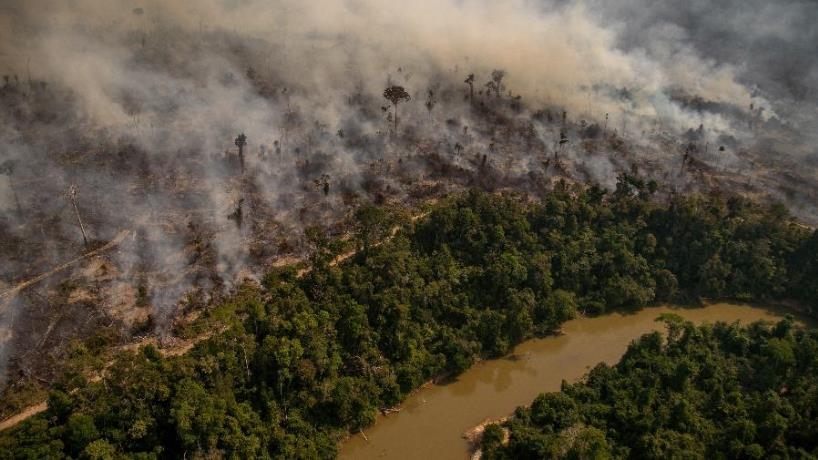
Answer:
[{"left": 339, "top": 303, "right": 806, "bottom": 459}]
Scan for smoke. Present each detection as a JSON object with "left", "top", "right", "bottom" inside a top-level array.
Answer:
[
  {"left": 607, "top": 1, "right": 816, "bottom": 130},
  {"left": 0, "top": 1, "right": 766, "bottom": 130},
  {"left": 0, "top": 0, "right": 816, "bottom": 382}
]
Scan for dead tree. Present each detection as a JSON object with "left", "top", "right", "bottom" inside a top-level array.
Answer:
[
  {"left": 383, "top": 85, "right": 411, "bottom": 134},
  {"left": 622, "top": 114, "right": 628, "bottom": 140},
  {"left": 235, "top": 133, "right": 247, "bottom": 173},
  {"left": 67, "top": 184, "right": 89, "bottom": 247},
  {"left": 425, "top": 89, "right": 437, "bottom": 120},
  {"left": 282, "top": 87, "right": 293, "bottom": 153},
  {"left": 464, "top": 74, "right": 475, "bottom": 104},
  {"left": 557, "top": 129, "right": 569, "bottom": 159}
]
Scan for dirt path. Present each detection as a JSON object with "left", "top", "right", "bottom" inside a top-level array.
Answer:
[
  {"left": 0, "top": 230, "right": 132, "bottom": 305},
  {"left": 0, "top": 402, "right": 48, "bottom": 432}
]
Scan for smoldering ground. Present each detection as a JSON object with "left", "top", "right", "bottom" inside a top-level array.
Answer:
[{"left": 0, "top": 0, "right": 816, "bottom": 385}]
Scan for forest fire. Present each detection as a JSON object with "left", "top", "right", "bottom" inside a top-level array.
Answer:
[{"left": 0, "top": 1, "right": 817, "bottom": 457}]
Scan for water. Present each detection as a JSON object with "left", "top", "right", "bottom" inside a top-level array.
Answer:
[{"left": 339, "top": 303, "right": 805, "bottom": 459}]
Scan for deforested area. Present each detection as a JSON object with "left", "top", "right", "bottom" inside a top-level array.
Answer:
[{"left": 1, "top": 1, "right": 817, "bottom": 458}]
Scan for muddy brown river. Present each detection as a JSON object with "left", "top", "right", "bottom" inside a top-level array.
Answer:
[{"left": 339, "top": 303, "right": 803, "bottom": 459}]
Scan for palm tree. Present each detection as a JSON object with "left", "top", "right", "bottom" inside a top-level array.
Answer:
[{"left": 383, "top": 86, "right": 411, "bottom": 134}]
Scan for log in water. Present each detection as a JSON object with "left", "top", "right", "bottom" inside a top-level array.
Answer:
[{"left": 339, "top": 303, "right": 807, "bottom": 460}]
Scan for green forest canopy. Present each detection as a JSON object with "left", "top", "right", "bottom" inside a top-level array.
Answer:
[
  {"left": 481, "top": 316, "right": 818, "bottom": 459},
  {"left": 3, "top": 175, "right": 818, "bottom": 458}
]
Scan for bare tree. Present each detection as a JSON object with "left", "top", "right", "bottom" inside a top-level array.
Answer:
[
  {"left": 282, "top": 87, "right": 293, "bottom": 153},
  {"left": 67, "top": 184, "right": 89, "bottom": 247},
  {"left": 383, "top": 85, "right": 411, "bottom": 134},
  {"left": 235, "top": 133, "right": 247, "bottom": 173},
  {"left": 622, "top": 113, "right": 627, "bottom": 140},
  {"left": 425, "top": 88, "right": 437, "bottom": 120},
  {"left": 464, "top": 74, "right": 475, "bottom": 104},
  {"left": 558, "top": 129, "right": 569, "bottom": 158}
]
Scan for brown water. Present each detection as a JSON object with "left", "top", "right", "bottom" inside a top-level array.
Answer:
[{"left": 339, "top": 303, "right": 803, "bottom": 460}]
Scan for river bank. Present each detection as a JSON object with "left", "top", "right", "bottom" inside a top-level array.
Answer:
[{"left": 339, "top": 302, "right": 811, "bottom": 460}]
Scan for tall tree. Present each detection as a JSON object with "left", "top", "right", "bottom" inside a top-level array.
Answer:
[
  {"left": 464, "top": 74, "right": 475, "bottom": 104},
  {"left": 67, "top": 184, "right": 89, "bottom": 247},
  {"left": 234, "top": 133, "right": 247, "bottom": 173},
  {"left": 383, "top": 86, "right": 411, "bottom": 134},
  {"left": 425, "top": 89, "right": 437, "bottom": 120}
]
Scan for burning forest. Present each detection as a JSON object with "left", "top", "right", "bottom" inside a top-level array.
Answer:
[{"left": 1, "top": 0, "right": 817, "bottom": 411}]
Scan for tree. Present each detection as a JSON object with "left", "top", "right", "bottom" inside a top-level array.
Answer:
[
  {"left": 354, "top": 205, "right": 392, "bottom": 255},
  {"left": 67, "top": 184, "right": 90, "bottom": 247},
  {"left": 425, "top": 88, "right": 437, "bottom": 120},
  {"left": 383, "top": 85, "right": 411, "bottom": 134},
  {"left": 481, "top": 424, "right": 506, "bottom": 454},
  {"left": 81, "top": 439, "right": 116, "bottom": 460},
  {"left": 558, "top": 129, "right": 569, "bottom": 157},
  {"left": 486, "top": 70, "right": 506, "bottom": 98},
  {"left": 464, "top": 74, "right": 475, "bottom": 104},
  {"left": 235, "top": 133, "right": 247, "bottom": 173},
  {"left": 65, "top": 413, "right": 99, "bottom": 454}
]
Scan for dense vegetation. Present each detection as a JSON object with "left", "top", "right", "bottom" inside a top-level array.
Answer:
[
  {"left": 3, "top": 176, "right": 818, "bottom": 459},
  {"left": 482, "top": 316, "right": 818, "bottom": 459}
]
